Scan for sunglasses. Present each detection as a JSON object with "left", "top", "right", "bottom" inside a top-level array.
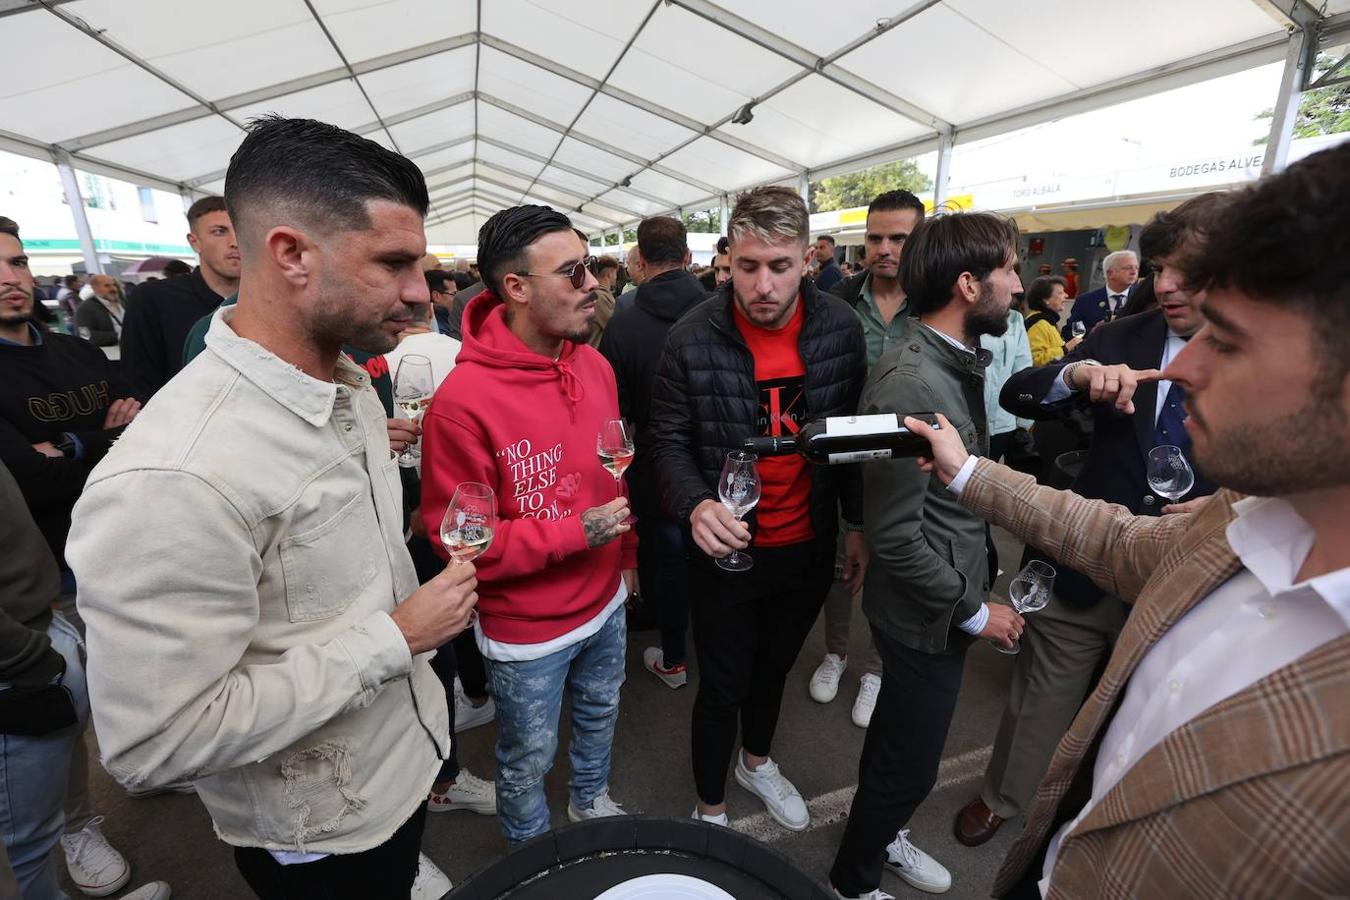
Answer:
[{"left": 518, "top": 256, "right": 596, "bottom": 290}]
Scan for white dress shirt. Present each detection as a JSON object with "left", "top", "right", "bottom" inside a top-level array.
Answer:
[{"left": 1032, "top": 495, "right": 1350, "bottom": 896}]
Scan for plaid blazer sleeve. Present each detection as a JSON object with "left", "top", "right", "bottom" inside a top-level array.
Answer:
[{"left": 957, "top": 458, "right": 1196, "bottom": 604}]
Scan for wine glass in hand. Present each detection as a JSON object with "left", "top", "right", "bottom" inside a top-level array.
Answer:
[
  {"left": 597, "top": 418, "right": 637, "bottom": 525},
  {"left": 393, "top": 354, "right": 434, "bottom": 468},
  {"left": 440, "top": 483, "right": 496, "bottom": 565},
  {"left": 716, "top": 450, "right": 761, "bottom": 573},
  {"left": 994, "top": 560, "right": 1054, "bottom": 655},
  {"left": 1071, "top": 320, "right": 1087, "bottom": 339},
  {"left": 1147, "top": 445, "right": 1195, "bottom": 504}
]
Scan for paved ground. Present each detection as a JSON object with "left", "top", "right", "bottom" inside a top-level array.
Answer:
[{"left": 66, "top": 530, "right": 1030, "bottom": 900}]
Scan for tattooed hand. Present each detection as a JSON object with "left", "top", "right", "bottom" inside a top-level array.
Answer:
[{"left": 582, "top": 498, "right": 632, "bottom": 548}]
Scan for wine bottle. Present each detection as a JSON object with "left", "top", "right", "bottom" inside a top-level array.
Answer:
[{"left": 744, "top": 412, "right": 940, "bottom": 465}]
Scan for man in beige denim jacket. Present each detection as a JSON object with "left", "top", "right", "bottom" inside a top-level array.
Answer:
[{"left": 66, "top": 117, "right": 478, "bottom": 899}]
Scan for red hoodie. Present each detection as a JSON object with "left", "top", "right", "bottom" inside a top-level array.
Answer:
[{"left": 420, "top": 292, "right": 637, "bottom": 645}]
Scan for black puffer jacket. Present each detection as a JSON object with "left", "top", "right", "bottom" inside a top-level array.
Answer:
[{"left": 649, "top": 278, "right": 867, "bottom": 552}]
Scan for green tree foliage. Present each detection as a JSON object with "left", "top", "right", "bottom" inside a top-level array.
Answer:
[
  {"left": 1256, "top": 52, "right": 1350, "bottom": 143},
  {"left": 810, "top": 159, "right": 933, "bottom": 213},
  {"left": 682, "top": 208, "right": 722, "bottom": 233}
]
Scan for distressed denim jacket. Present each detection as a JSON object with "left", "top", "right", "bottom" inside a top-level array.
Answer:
[{"left": 68, "top": 307, "right": 447, "bottom": 853}]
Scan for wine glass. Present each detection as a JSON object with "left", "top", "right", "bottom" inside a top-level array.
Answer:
[
  {"left": 393, "top": 354, "right": 434, "bottom": 468},
  {"left": 439, "top": 482, "right": 496, "bottom": 565},
  {"left": 994, "top": 560, "right": 1055, "bottom": 655},
  {"left": 1147, "top": 445, "right": 1195, "bottom": 504},
  {"left": 596, "top": 418, "right": 637, "bottom": 525},
  {"left": 1071, "top": 320, "right": 1087, "bottom": 339},
  {"left": 716, "top": 450, "right": 761, "bottom": 573}
]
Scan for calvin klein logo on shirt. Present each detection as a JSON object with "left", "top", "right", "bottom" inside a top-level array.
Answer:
[{"left": 756, "top": 376, "right": 806, "bottom": 438}]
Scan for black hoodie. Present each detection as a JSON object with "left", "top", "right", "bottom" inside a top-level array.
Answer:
[{"left": 597, "top": 268, "right": 709, "bottom": 519}]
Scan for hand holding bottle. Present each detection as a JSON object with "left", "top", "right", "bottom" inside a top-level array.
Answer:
[{"left": 904, "top": 414, "right": 971, "bottom": 487}]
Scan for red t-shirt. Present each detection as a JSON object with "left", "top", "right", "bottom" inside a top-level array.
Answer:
[{"left": 733, "top": 298, "right": 814, "bottom": 547}]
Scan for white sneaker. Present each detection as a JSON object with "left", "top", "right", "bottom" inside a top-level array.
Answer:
[
  {"left": 809, "top": 653, "right": 847, "bottom": 703},
  {"left": 884, "top": 830, "right": 951, "bottom": 894},
  {"left": 831, "top": 887, "right": 894, "bottom": 900},
  {"left": 643, "top": 646, "right": 688, "bottom": 689},
  {"left": 852, "top": 673, "right": 881, "bottom": 728},
  {"left": 691, "top": 806, "right": 729, "bottom": 826},
  {"left": 120, "top": 884, "right": 171, "bottom": 900},
  {"left": 61, "top": 817, "right": 130, "bottom": 897},
  {"left": 567, "top": 789, "right": 627, "bottom": 822},
  {"left": 453, "top": 679, "right": 496, "bottom": 733},
  {"left": 426, "top": 768, "right": 496, "bottom": 815},
  {"left": 410, "top": 852, "right": 452, "bottom": 900},
  {"left": 734, "top": 755, "right": 808, "bottom": 831}
]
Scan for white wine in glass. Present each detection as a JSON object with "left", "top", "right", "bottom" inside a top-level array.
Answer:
[
  {"left": 440, "top": 482, "right": 496, "bottom": 564},
  {"left": 393, "top": 354, "right": 434, "bottom": 468},
  {"left": 597, "top": 418, "right": 637, "bottom": 524},
  {"left": 716, "top": 450, "right": 761, "bottom": 573}
]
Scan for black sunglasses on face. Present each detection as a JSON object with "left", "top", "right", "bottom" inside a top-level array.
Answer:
[{"left": 518, "top": 256, "right": 596, "bottom": 290}]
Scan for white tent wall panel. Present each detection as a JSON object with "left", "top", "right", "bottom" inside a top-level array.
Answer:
[
  {"left": 388, "top": 102, "right": 475, "bottom": 156},
  {"left": 413, "top": 144, "right": 475, "bottom": 174},
  {"left": 594, "top": 192, "right": 665, "bottom": 218},
  {"left": 66, "top": 0, "right": 344, "bottom": 101},
  {"left": 475, "top": 101, "right": 568, "bottom": 157},
  {"left": 480, "top": 0, "right": 648, "bottom": 81},
  {"left": 358, "top": 47, "right": 476, "bottom": 120},
  {"left": 942, "top": 0, "right": 1279, "bottom": 90},
  {"left": 471, "top": 165, "right": 539, "bottom": 193},
  {"left": 475, "top": 142, "right": 545, "bottom": 178},
  {"left": 536, "top": 165, "right": 613, "bottom": 198},
  {"left": 3, "top": 12, "right": 195, "bottom": 145},
  {"left": 717, "top": 74, "right": 928, "bottom": 170},
  {"left": 476, "top": 46, "right": 596, "bottom": 126},
  {"left": 608, "top": 3, "right": 799, "bottom": 125},
  {"left": 551, "top": 137, "right": 637, "bottom": 183},
  {"left": 311, "top": 0, "right": 475, "bottom": 61},
  {"left": 835, "top": 5, "right": 1079, "bottom": 125},
  {"left": 571, "top": 93, "right": 698, "bottom": 162},
  {"left": 712, "top": 0, "right": 917, "bottom": 57},
  {"left": 625, "top": 170, "right": 710, "bottom": 206},
  {"left": 583, "top": 199, "right": 642, "bottom": 223},
  {"left": 231, "top": 80, "right": 375, "bottom": 133},
  {"left": 661, "top": 136, "right": 792, "bottom": 189},
  {"left": 90, "top": 117, "right": 246, "bottom": 183}
]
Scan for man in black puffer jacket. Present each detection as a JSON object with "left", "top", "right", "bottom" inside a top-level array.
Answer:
[{"left": 650, "top": 186, "right": 868, "bottom": 831}]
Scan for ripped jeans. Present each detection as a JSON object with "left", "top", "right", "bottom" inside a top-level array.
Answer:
[{"left": 484, "top": 605, "right": 626, "bottom": 843}]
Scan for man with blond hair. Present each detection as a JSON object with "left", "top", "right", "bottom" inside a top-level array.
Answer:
[{"left": 650, "top": 186, "right": 868, "bottom": 831}]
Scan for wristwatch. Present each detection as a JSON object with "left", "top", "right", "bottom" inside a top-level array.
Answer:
[
  {"left": 1061, "top": 358, "right": 1102, "bottom": 390},
  {"left": 52, "top": 434, "right": 77, "bottom": 458}
]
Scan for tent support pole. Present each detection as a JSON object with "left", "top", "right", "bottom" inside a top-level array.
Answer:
[
  {"left": 1261, "top": 16, "right": 1317, "bottom": 174},
  {"left": 53, "top": 151, "right": 104, "bottom": 276},
  {"left": 933, "top": 128, "right": 954, "bottom": 209}
]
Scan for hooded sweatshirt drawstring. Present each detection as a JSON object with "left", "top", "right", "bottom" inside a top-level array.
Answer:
[{"left": 555, "top": 359, "right": 584, "bottom": 406}]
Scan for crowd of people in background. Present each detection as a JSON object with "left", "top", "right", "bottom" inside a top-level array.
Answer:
[{"left": 1, "top": 114, "right": 1346, "bottom": 900}]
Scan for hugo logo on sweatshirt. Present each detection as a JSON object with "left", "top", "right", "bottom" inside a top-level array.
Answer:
[{"left": 496, "top": 437, "right": 577, "bottom": 520}]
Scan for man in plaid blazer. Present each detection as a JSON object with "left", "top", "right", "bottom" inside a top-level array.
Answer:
[{"left": 901, "top": 140, "right": 1348, "bottom": 900}]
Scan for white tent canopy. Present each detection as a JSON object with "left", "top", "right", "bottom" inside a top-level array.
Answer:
[{"left": 4, "top": 0, "right": 1347, "bottom": 250}]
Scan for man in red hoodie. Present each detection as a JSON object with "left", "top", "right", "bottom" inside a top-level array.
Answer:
[{"left": 420, "top": 205, "right": 637, "bottom": 844}]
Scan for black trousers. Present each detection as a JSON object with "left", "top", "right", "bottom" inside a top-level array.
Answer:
[
  {"left": 233, "top": 805, "right": 427, "bottom": 900},
  {"left": 690, "top": 541, "right": 833, "bottom": 804},
  {"left": 829, "top": 627, "right": 967, "bottom": 896}
]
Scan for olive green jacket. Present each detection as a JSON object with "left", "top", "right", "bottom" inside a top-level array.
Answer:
[{"left": 859, "top": 317, "right": 992, "bottom": 654}]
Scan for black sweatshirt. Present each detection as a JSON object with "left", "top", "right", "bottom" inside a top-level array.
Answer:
[
  {"left": 0, "top": 464, "right": 61, "bottom": 684},
  {"left": 0, "top": 326, "right": 131, "bottom": 567},
  {"left": 120, "top": 268, "right": 226, "bottom": 401}
]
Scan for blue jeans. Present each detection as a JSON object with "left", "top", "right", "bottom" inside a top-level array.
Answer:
[
  {"left": 0, "top": 614, "right": 89, "bottom": 900},
  {"left": 484, "top": 604, "right": 626, "bottom": 843}
]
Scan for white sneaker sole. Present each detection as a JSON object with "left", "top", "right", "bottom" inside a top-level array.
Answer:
[
  {"left": 885, "top": 861, "right": 952, "bottom": 894},
  {"left": 73, "top": 867, "right": 130, "bottom": 898},
  {"left": 454, "top": 702, "right": 495, "bottom": 733},
  {"left": 734, "top": 767, "right": 809, "bottom": 832},
  {"left": 427, "top": 798, "right": 496, "bottom": 816},
  {"left": 646, "top": 664, "right": 687, "bottom": 689},
  {"left": 809, "top": 680, "right": 840, "bottom": 703}
]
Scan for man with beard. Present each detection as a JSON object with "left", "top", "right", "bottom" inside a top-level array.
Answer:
[
  {"left": 650, "top": 186, "right": 868, "bottom": 832},
  {"left": 902, "top": 140, "right": 1349, "bottom": 899},
  {"left": 419, "top": 205, "right": 636, "bottom": 844},
  {"left": 952, "top": 193, "right": 1223, "bottom": 850},
  {"left": 66, "top": 118, "right": 476, "bottom": 898},
  {"left": 828, "top": 212, "right": 1027, "bottom": 899}
]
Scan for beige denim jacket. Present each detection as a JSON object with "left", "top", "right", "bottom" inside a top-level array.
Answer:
[{"left": 67, "top": 307, "right": 448, "bottom": 854}]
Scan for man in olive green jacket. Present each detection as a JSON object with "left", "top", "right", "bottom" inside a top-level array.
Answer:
[{"left": 830, "top": 212, "right": 1028, "bottom": 900}]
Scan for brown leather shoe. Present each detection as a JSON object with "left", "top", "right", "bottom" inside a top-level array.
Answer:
[{"left": 954, "top": 797, "right": 1005, "bottom": 847}]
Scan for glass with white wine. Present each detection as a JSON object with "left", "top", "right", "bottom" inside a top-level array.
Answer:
[
  {"left": 393, "top": 354, "right": 434, "bottom": 468},
  {"left": 439, "top": 482, "right": 496, "bottom": 565},
  {"left": 597, "top": 418, "right": 637, "bottom": 525}
]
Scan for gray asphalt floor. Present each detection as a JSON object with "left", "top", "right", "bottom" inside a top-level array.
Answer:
[{"left": 65, "top": 529, "right": 1030, "bottom": 900}]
